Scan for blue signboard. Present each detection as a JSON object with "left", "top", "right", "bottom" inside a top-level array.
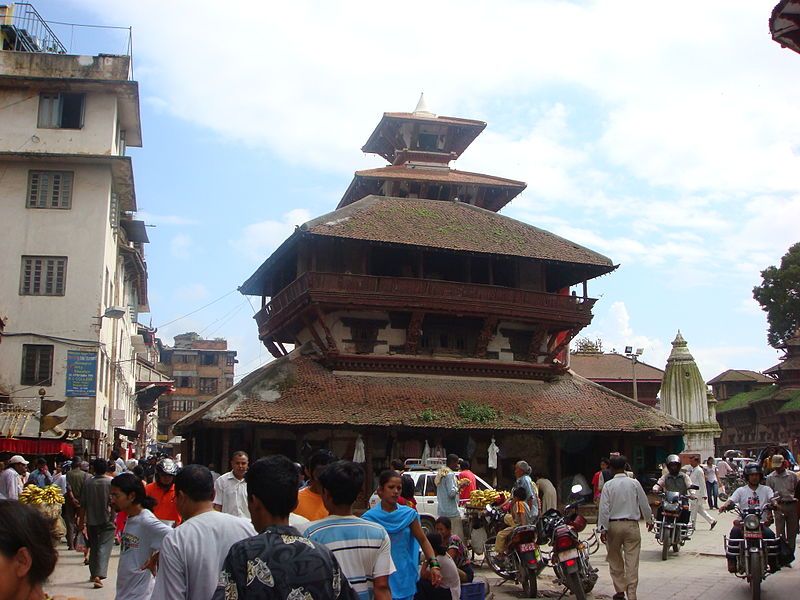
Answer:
[{"left": 66, "top": 350, "right": 98, "bottom": 397}]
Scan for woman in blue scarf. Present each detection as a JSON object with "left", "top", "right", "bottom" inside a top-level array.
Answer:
[{"left": 363, "top": 470, "right": 442, "bottom": 600}]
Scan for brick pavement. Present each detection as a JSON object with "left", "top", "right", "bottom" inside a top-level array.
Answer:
[{"left": 46, "top": 544, "right": 117, "bottom": 600}]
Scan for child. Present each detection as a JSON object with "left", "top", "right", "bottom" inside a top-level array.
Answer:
[{"left": 494, "top": 487, "right": 534, "bottom": 554}]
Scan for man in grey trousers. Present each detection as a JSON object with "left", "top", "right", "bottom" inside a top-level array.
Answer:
[{"left": 79, "top": 458, "right": 116, "bottom": 589}]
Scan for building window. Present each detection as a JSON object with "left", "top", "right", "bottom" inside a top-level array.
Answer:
[
  {"left": 173, "top": 354, "right": 195, "bottom": 365},
  {"left": 20, "top": 256, "right": 67, "bottom": 296},
  {"left": 37, "top": 92, "right": 85, "bottom": 129},
  {"left": 158, "top": 400, "right": 169, "bottom": 419},
  {"left": 198, "top": 378, "right": 218, "bottom": 395},
  {"left": 27, "top": 171, "right": 73, "bottom": 209},
  {"left": 226, "top": 354, "right": 236, "bottom": 367},
  {"left": 225, "top": 377, "right": 234, "bottom": 389},
  {"left": 176, "top": 376, "right": 193, "bottom": 388},
  {"left": 201, "top": 353, "right": 218, "bottom": 366},
  {"left": 21, "top": 345, "right": 53, "bottom": 386}
]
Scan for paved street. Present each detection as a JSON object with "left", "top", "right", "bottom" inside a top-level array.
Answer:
[
  {"left": 45, "top": 511, "right": 800, "bottom": 599},
  {"left": 479, "top": 511, "right": 800, "bottom": 600}
]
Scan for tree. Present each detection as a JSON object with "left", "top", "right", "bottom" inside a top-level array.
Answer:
[
  {"left": 572, "top": 337, "right": 603, "bottom": 354},
  {"left": 753, "top": 242, "right": 800, "bottom": 348}
]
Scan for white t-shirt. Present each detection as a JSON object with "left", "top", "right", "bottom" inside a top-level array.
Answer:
[
  {"left": 729, "top": 485, "right": 774, "bottom": 516},
  {"left": 151, "top": 509, "right": 257, "bottom": 600},
  {"left": 436, "top": 553, "right": 461, "bottom": 600},
  {"left": 301, "top": 515, "right": 395, "bottom": 600},
  {"left": 213, "top": 471, "right": 250, "bottom": 518},
  {"left": 116, "top": 509, "right": 172, "bottom": 600}
]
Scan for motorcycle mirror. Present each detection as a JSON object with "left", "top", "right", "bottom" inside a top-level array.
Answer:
[{"left": 571, "top": 484, "right": 583, "bottom": 494}]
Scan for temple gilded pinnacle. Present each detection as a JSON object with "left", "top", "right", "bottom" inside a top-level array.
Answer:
[{"left": 660, "top": 331, "right": 721, "bottom": 459}]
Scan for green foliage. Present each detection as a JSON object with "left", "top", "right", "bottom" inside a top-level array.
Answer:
[
  {"left": 753, "top": 242, "right": 800, "bottom": 348},
  {"left": 716, "top": 385, "right": 777, "bottom": 413},
  {"left": 411, "top": 207, "right": 437, "bottom": 218},
  {"left": 457, "top": 401, "right": 498, "bottom": 423},
  {"left": 419, "top": 408, "right": 439, "bottom": 422}
]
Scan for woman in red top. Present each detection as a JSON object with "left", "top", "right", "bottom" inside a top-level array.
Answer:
[
  {"left": 591, "top": 458, "right": 610, "bottom": 503},
  {"left": 397, "top": 474, "right": 417, "bottom": 510}
]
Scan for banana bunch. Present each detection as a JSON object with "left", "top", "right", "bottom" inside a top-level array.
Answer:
[
  {"left": 19, "top": 485, "right": 65, "bottom": 505},
  {"left": 467, "top": 489, "right": 501, "bottom": 507},
  {"left": 41, "top": 485, "right": 65, "bottom": 505},
  {"left": 19, "top": 485, "right": 44, "bottom": 505}
]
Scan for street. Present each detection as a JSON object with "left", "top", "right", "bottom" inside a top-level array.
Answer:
[{"left": 45, "top": 511, "right": 800, "bottom": 599}]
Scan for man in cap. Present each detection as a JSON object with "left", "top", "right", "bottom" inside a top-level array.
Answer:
[
  {"left": 0, "top": 455, "right": 28, "bottom": 500},
  {"left": 766, "top": 454, "right": 799, "bottom": 556}
]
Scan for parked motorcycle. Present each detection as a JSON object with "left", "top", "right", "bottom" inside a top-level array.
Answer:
[
  {"left": 719, "top": 473, "right": 746, "bottom": 502},
  {"left": 539, "top": 484, "right": 600, "bottom": 600},
  {"left": 467, "top": 499, "right": 508, "bottom": 558},
  {"left": 653, "top": 488, "right": 695, "bottom": 561},
  {"left": 484, "top": 520, "right": 544, "bottom": 598},
  {"left": 723, "top": 498, "right": 782, "bottom": 600}
]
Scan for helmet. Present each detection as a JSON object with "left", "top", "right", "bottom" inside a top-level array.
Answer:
[
  {"left": 156, "top": 458, "right": 179, "bottom": 477},
  {"left": 666, "top": 454, "right": 681, "bottom": 466},
  {"left": 743, "top": 463, "right": 763, "bottom": 477}
]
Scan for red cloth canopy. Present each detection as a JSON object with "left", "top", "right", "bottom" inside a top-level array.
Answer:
[{"left": 0, "top": 438, "right": 74, "bottom": 457}]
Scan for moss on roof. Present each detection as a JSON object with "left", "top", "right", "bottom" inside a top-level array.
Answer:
[
  {"left": 716, "top": 385, "right": 778, "bottom": 413},
  {"left": 776, "top": 389, "right": 800, "bottom": 413}
]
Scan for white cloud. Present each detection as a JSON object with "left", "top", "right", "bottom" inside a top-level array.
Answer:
[
  {"left": 169, "top": 233, "right": 193, "bottom": 259},
  {"left": 233, "top": 209, "right": 313, "bottom": 263}
]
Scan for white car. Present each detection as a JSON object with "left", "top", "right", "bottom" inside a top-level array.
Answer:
[{"left": 368, "top": 468, "right": 494, "bottom": 532}]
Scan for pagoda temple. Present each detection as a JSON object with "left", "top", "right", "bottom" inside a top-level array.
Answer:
[
  {"left": 176, "top": 98, "right": 681, "bottom": 495},
  {"left": 716, "top": 327, "right": 800, "bottom": 456}
]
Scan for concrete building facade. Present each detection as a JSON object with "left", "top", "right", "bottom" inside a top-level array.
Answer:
[{"left": 0, "top": 10, "right": 160, "bottom": 458}]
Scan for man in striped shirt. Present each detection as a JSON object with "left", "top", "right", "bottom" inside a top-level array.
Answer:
[{"left": 301, "top": 461, "right": 394, "bottom": 600}]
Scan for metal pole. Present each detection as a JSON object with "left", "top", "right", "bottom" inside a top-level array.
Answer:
[
  {"left": 632, "top": 356, "right": 639, "bottom": 403},
  {"left": 37, "top": 388, "right": 45, "bottom": 455}
]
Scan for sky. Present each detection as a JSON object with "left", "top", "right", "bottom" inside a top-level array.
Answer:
[{"left": 40, "top": 0, "right": 800, "bottom": 383}]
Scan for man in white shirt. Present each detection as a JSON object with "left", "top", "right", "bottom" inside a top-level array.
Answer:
[
  {"left": 597, "top": 455, "right": 653, "bottom": 600},
  {"left": 688, "top": 455, "right": 717, "bottom": 529},
  {"left": 110, "top": 451, "right": 127, "bottom": 476},
  {"left": 213, "top": 451, "right": 250, "bottom": 518},
  {"left": 719, "top": 462, "right": 778, "bottom": 572},
  {"left": 152, "top": 464, "right": 256, "bottom": 600},
  {"left": 0, "top": 455, "right": 28, "bottom": 500}
]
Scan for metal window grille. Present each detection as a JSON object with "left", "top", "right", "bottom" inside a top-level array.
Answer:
[
  {"left": 20, "top": 256, "right": 67, "bottom": 296},
  {"left": 27, "top": 171, "right": 73, "bottom": 208},
  {"left": 20, "top": 344, "right": 53, "bottom": 386}
]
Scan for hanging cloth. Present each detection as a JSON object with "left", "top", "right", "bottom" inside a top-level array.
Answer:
[
  {"left": 421, "top": 440, "right": 431, "bottom": 463},
  {"left": 353, "top": 435, "right": 366, "bottom": 463},
  {"left": 488, "top": 437, "right": 500, "bottom": 469}
]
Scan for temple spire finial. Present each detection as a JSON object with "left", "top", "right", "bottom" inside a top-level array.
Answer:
[{"left": 413, "top": 92, "right": 435, "bottom": 118}]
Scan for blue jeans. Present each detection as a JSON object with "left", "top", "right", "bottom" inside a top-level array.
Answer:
[{"left": 706, "top": 481, "right": 718, "bottom": 508}]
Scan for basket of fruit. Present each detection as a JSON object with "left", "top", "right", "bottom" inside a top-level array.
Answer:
[{"left": 19, "top": 484, "right": 66, "bottom": 542}]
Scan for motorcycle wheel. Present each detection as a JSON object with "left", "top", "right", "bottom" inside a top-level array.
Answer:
[
  {"left": 566, "top": 571, "right": 587, "bottom": 600},
  {"left": 672, "top": 543, "right": 680, "bottom": 553},
  {"left": 483, "top": 538, "right": 515, "bottom": 580},
  {"left": 661, "top": 539, "right": 669, "bottom": 561},
  {"left": 749, "top": 554, "right": 762, "bottom": 600},
  {"left": 513, "top": 554, "right": 538, "bottom": 598}
]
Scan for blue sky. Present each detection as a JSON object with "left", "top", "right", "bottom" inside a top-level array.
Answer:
[{"left": 43, "top": 0, "right": 800, "bottom": 382}]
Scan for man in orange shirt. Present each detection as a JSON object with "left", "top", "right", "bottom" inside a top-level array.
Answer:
[
  {"left": 295, "top": 450, "right": 336, "bottom": 521},
  {"left": 145, "top": 458, "right": 182, "bottom": 527}
]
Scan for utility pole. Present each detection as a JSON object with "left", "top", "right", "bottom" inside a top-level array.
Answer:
[{"left": 625, "top": 347, "right": 643, "bottom": 404}]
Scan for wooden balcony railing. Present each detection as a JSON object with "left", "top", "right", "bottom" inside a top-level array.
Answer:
[{"left": 255, "top": 272, "right": 596, "bottom": 338}]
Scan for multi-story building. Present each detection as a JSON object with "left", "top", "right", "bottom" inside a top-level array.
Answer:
[
  {"left": 157, "top": 333, "right": 236, "bottom": 445},
  {"left": 0, "top": 4, "right": 161, "bottom": 458},
  {"left": 569, "top": 351, "right": 664, "bottom": 407},
  {"left": 175, "top": 98, "right": 681, "bottom": 491},
  {"left": 707, "top": 369, "right": 774, "bottom": 402}
]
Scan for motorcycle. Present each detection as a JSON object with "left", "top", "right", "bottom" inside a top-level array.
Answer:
[
  {"left": 539, "top": 484, "right": 600, "bottom": 600},
  {"left": 724, "top": 498, "right": 782, "bottom": 600},
  {"left": 719, "top": 472, "right": 746, "bottom": 502},
  {"left": 653, "top": 488, "right": 695, "bottom": 561},
  {"left": 484, "top": 523, "right": 544, "bottom": 598},
  {"left": 466, "top": 497, "right": 508, "bottom": 559}
]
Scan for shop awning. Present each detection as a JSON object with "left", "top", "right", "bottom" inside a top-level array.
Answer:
[
  {"left": 114, "top": 427, "right": 139, "bottom": 439},
  {"left": 0, "top": 437, "right": 74, "bottom": 457},
  {"left": 135, "top": 381, "right": 173, "bottom": 411}
]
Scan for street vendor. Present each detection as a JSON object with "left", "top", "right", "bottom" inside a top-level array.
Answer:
[{"left": 436, "top": 454, "right": 464, "bottom": 538}]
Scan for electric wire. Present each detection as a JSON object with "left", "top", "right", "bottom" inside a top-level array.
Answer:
[{"left": 155, "top": 289, "right": 237, "bottom": 329}]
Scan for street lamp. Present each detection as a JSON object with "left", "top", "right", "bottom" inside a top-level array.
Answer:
[{"left": 625, "top": 346, "right": 644, "bottom": 403}]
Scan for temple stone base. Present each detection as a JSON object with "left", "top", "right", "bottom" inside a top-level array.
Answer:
[{"left": 683, "top": 425, "right": 719, "bottom": 460}]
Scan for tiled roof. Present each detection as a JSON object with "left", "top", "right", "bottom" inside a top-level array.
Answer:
[
  {"left": 352, "top": 166, "right": 526, "bottom": 188},
  {"left": 304, "top": 196, "right": 615, "bottom": 268},
  {"left": 569, "top": 352, "right": 664, "bottom": 381},
  {"left": 716, "top": 385, "right": 778, "bottom": 413},
  {"left": 707, "top": 369, "right": 774, "bottom": 385},
  {"left": 381, "top": 112, "right": 486, "bottom": 127},
  {"left": 174, "top": 346, "right": 682, "bottom": 434}
]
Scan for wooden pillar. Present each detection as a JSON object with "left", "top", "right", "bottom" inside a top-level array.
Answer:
[
  {"left": 582, "top": 280, "right": 588, "bottom": 299},
  {"left": 553, "top": 434, "right": 562, "bottom": 499},
  {"left": 221, "top": 428, "right": 230, "bottom": 475},
  {"left": 364, "top": 431, "right": 374, "bottom": 505}
]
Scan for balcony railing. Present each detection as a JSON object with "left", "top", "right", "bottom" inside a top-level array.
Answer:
[{"left": 255, "top": 272, "right": 596, "bottom": 337}]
